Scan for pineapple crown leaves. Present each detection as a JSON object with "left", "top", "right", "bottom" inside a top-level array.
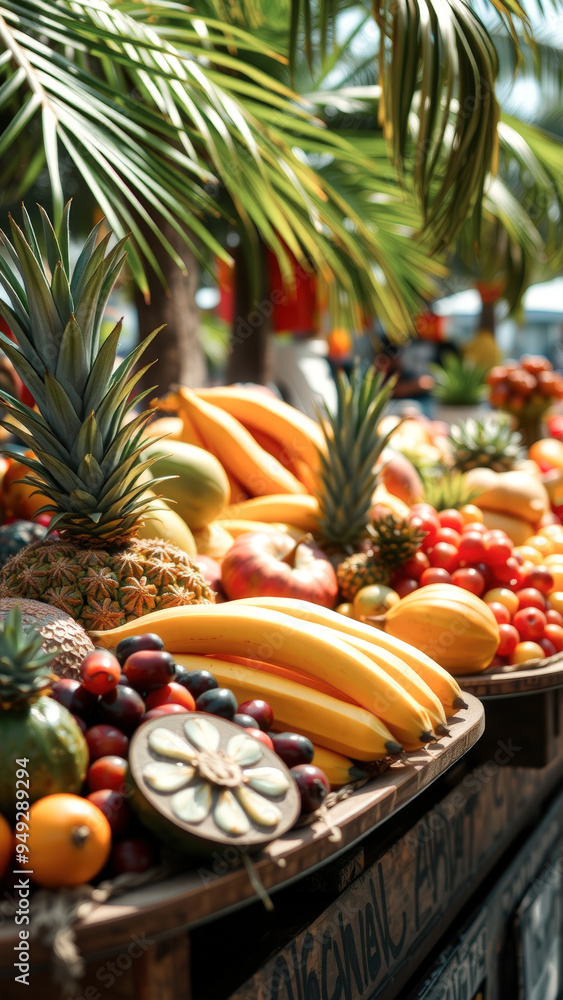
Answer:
[
  {"left": 449, "top": 412, "right": 525, "bottom": 472},
  {"left": 0, "top": 606, "right": 56, "bottom": 709},
  {"left": 420, "top": 470, "right": 481, "bottom": 511},
  {"left": 315, "top": 366, "right": 400, "bottom": 547},
  {"left": 0, "top": 203, "right": 169, "bottom": 544},
  {"left": 429, "top": 354, "right": 489, "bottom": 406}
]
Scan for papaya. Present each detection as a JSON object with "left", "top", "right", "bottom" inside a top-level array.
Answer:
[
  {"left": 137, "top": 495, "right": 198, "bottom": 556},
  {"left": 192, "top": 522, "right": 235, "bottom": 560},
  {"left": 143, "top": 440, "right": 230, "bottom": 530}
]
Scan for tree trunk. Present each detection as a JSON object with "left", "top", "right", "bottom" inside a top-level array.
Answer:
[
  {"left": 226, "top": 240, "right": 272, "bottom": 385},
  {"left": 134, "top": 221, "right": 206, "bottom": 398}
]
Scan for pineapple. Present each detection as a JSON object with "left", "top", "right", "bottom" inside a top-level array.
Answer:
[
  {"left": 0, "top": 205, "right": 214, "bottom": 630},
  {"left": 421, "top": 471, "right": 480, "bottom": 511},
  {"left": 315, "top": 368, "right": 398, "bottom": 551},
  {"left": 0, "top": 597, "right": 94, "bottom": 679},
  {"left": 449, "top": 414, "right": 525, "bottom": 473},
  {"left": 336, "top": 514, "right": 425, "bottom": 601}
]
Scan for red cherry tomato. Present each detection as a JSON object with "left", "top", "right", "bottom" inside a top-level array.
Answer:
[
  {"left": 145, "top": 683, "right": 196, "bottom": 711},
  {"left": 457, "top": 531, "right": 487, "bottom": 563},
  {"left": 85, "top": 724, "right": 129, "bottom": 761},
  {"left": 438, "top": 509, "right": 464, "bottom": 533},
  {"left": 87, "top": 790, "right": 133, "bottom": 839},
  {"left": 494, "top": 557, "right": 523, "bottom": 588},
  {"left": 429, "top": 542, "right": 459, "bottom": 573},
  {"left": 512, "top": 607, "right": 547, "bottom": 641},
  {"left": 420, "top": 567, "right": 452, "bottom": 586},
  {"left": 79, "top": 651, "right": 121, "bottom": 696},
  {"left": 402, "top": 551, "right": 429, "bottom": 580},
  {"left": 496, "top": 624, "right": 520, "bottom": 657},
  {"left": 434, "top": 527, "right": 462, "bottom": 547},
  {"left": 409, "top": 507, "right": 439, "bottom": 545},
  {"left": 451, "top": 567, "right": 485, "bottom": 596},
  {"left": 395, "top": 578, "right": 419, "bottom": 598},
  {"left": 467, "top": 561, "right": 495, "bottom": 588},
  {"left": 487, "top": 602, "right": 512, "bottom": 625},
  {"left": 516, "top": 588, "right": 547, "bottom": 611},
  {"left": 483, "top": 533, "right": 513, "bottom": 567},
  {"left": 245, "top": 728, "right": 274, "bottom": 750},
  {"left": 544, "top": 623, "right": 563, "bottom": 652},
  {"left": 489, "top": 654, "right": 508, "bottom": 669},
  {"left": 520, "top": 567, "right": 554, "bottom": 596},
  {"left": 547, "top": 609, "right": 563, "bottom": 626},
  {"left": 87, "top": 755, "right": 128, "bottom": 793},
  {"left": 461, "top": 522, "right": 488, "bottom": 536},
  {"left": 539, "top": 638, "right": 557, "bottom": 658}
]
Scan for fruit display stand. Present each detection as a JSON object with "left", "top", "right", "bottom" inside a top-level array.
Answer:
[{"left": 0, "top": 696, "right": 483, "bottom": 999}]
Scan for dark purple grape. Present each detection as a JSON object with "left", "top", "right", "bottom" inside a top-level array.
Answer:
[
  {"left": 114, "top": 633, "right": 164, "bottom": 666},
  {"left": 237, "top": 699, "right": 274, "bottom": 732},
  {"left": 97, "top": 685, "right": 146, "bottom": 734},
  {"left": 172, "top": 663, "right": 190, "bottom": 685},
  {"left": 123, "top": 650, "right": 176, "bottom": 692},
  {"left": 232, "top": 713, "right": 259, "bottom": 729},
  {"left": 271, "top": 733, "right": 314, "bottom": 768},
  {"left": 290, "top": 764, "right": 331, "bottom": 814},
  {"left": 195, "top": 688, "right": 237, "bottom": 720},
  {"left": 51, "top": 679, "right": 98, "bottom": 721},
  {"left": 179, "top": 670, "right": 218, "bottom": 700}
]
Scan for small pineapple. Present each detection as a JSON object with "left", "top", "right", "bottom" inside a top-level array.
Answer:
[
  {"left": 449, "top": 414, "right": 525, "bottom": 473},
  {"left": 421, "top": 471, "right": 480, "bottom": 511},
  {"left": 0, "top": 605, "right": 88, "bottom": 819},
  {"left": 430, "top": 354, "right": 488, "bottom": 406},
  {"left": 0, "top": 205, "right": 214, "bottom": 630},
  {"left": 315, "top": 368, "right": 398, "bottom": 552},
  {"left": 336, "top": 514, "right": 425, "bottom": 600}
]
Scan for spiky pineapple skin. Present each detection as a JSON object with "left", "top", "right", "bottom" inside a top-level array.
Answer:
[
  {"left": 0, "top": 536, "right": 215, "bottom": 632},
  {"left": 0, "top": 597, "right": 93, "bottom": 679},
  {"left": 336, "top": 552, "right": 391, "bottom": 601}
]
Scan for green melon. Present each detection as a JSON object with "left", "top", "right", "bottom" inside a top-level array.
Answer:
[{"left": 143, "top": 440, "right": 230, "bottom": 530}]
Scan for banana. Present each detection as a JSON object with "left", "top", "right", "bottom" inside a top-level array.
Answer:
[
  {"left": 173, "top": 654, "right": 402, "bottom": 760},
  {"left": 230, "top": 599, "right": 447, "bottom": 731},
  {"left": 92, "top": 604, "right": 435, "bottom": 746},
  {"left": 231, "top": 597, "right": 467, "bottom": 712},
  {"left": 311, "top": 745, "right": 369, "bottom": 788},
  {"left": 215, "top": 519, "right": 303, "bottom": 540},
  {"left": 177, "top": 388, "right": 307, "bottom": 497},
  {"left": 223, "top": 494, "right": 320, "bottom": 532},
  {"left": 209, "top": 653, "right": 358, "bottom": 704},
  {"left": 195, "top": 386, "right": 326, "bottom": 471}
]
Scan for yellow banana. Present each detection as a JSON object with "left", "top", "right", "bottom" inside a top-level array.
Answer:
[
  {"left": 232, "top": 597, "right": 467, "bottom": 712},
  {"left": 223, "top": 494, "right": 321, "bottom": 532},
  {"left": 174, "top": 654, "right": 401, "bottom": 761},
  {"left": 92, "top": 604, "right": 435, "bottom": 746},
  {"left": 215, "top": 519, "right": 303, "bottom": 540},
  {"left": 195, "top": 386, "right": 326, "bottom": 471},
  {"left": 311, "top": 745, "right": 370, "bottom": 788},
  {"left": 177, "top": 388, "right": 307, "bottom": 497}
]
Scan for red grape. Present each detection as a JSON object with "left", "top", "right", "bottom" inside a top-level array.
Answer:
[
  {"left": 539, "top": 638, "right": 557, "bottom": 658},
  {"left": 80, "top": 651, "right": 121, "bottom": 696},
  {"left": 519, "top": 567, "right": 554, "bottom": 596},
  {"left": 238, "top": 699, "right": 274, "bottom": 732},
  {"left": 115, "top": 634, "right": 164, "bottom": 666},
  {"left": 123, "top": 650, "right": 176, "bottom": 692},
  {"left": 97, "top": 685, "right": 146, "bottom": 733},
  {"left": 544, "top": 623, "right": 563, "bottom": 652},
  {"left": 434, "top": 527, "right": 461, "bottom": 547},
  {"left": 194, "top": 688, "right": 237, "bottom": 719},
  {"left": 86, "top": 790, "right": 133, "bottom": 839},
  {"left": 85, "top": 724, "right": 129, "bottom": 761},
  {"left": 487, "top": 602, "right": 512, "bottom": 625},
  {"left": 547, "top": 609, "right": 563, "bottom": 626},
  {"left": 458, "top": 531, "right": 487, "bottom": 563},
  {"left": 409, "top": 506, "right": 439, "bottom": 545},
  {"left": 420, "top": 567, "right": 452, "bottom": 586},
  {"left": 245, "top": 728, "right": 274, "bottom": 750},
  {"left": 271, "top": 733, "right": 315, "bottom": 768},
  {"left": 51, "top": 679, "right": 98, "bottom": 721},
  {"left": 232, "top": 713, "right": 260, "bottom": 728},
  {"left": 494, "top": 557, "right": 523, "bottom": 588},
  {"left": 291, "top": 764, "right": 331, "bottom": 813},
  {"left": 145, "top": 683, "right": 196, "bottom": 712},
  {"left": 175, "top": 670, "right": 218, "bottom": 700},
  {"left": 461, "top": 522, "right": 488, "bottom": 535},
  {"left": 87, "top": 755, "right": 128, "bottom": 793},
  {"left": 484, "top": 533, "right": 512, "bottom": 567},
  {"left": 111, "top": 837, "right": 158, "bottom": 876},
  {"left": 394, "top": 578, "right": 419, "bottom": 598},
  {"left": 401, "top": 551, "right": 429, "bottom": 580}
]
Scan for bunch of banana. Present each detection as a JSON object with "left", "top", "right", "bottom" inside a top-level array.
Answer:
[
  {"left": 93, "top": 600, "right": 468, "bottom": 759},
  {"left": 164, "top": 385, "right": 324, "bottom": 503}
]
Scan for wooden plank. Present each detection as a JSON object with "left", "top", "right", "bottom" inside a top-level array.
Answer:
[
  {"left": 455, "top": 651, "right": 563, "bottom": 697},
  {"left": 0, "top": 697, "right": 484, "bottom": 971},
  {"left": 410, "top": 789, "right": 563, "bottom": 1000},
  {"left": 227, "top": 754, "right": 563, "bottom": 1000}
]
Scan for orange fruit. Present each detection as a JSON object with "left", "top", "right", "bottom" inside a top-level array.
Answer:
[
  {"left": 539, "top": 525, "right": 563, "bottom": 554},
  {"left": 27, "top": 794, "right": 111, "bottom": 888},
  {"left": 509, "top": 641, "right": 545, "bottom": 665},
  {"left": 529, "top": 438, "right": 563, "bottom": 471},
  {"left": 526, "top": 535, "right": 555, "bottom": 557},
  {"left": 514, "top": 545, "right": 543, "bottom": 565},
  {"left": 548, "top": 592, "right": 563, "bottom": 616},
  {"left": 483, "top": 588, "right": 519, "bottom": 615},
  {"left": 459, "top": 504, "right": 484, "bottom": 525}
]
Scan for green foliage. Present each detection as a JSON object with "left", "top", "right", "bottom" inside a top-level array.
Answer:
[{"left": 430, "top": 355, "right": 489, "bottom": 406}]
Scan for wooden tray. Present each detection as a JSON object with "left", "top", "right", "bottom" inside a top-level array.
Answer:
[
  {"left": 0, "top": 696, "right": 484, "bottom": 968},
  {"left": 455, "top": 650, "right": 563, "bottom": 699}
]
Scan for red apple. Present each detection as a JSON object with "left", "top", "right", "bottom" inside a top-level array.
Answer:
[
  {"left": 195, "top": 554, "right": 227, "bottom": 602},
  {"left": 220, "top": 531, "right": 338, "bottom": 608}
]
